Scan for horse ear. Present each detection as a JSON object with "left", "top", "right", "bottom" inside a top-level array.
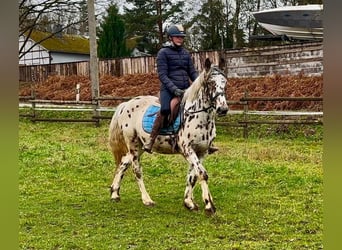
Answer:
[{"left": 204, "top": 58, "right": 211, "bottom": 71}]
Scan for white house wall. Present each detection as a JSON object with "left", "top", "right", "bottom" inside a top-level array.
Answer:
[
  {"left": 19, "top": 35, "right": 50, "bottom": 65},
  {"left": 19, "top": 35, "right": 90, "bottom": 65}
]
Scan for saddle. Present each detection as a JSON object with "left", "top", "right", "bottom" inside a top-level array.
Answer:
[{"left": 142, "top": 97, "right": 181, "bottom": 135}]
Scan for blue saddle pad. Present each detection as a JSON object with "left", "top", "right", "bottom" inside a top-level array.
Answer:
[{"left": 142, "top": 105, "right": 180, "bottom": 135}]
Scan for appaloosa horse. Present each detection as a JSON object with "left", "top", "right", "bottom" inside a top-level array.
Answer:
[{"left": 108, "top": 58, "right": 228, "bottom": 215}]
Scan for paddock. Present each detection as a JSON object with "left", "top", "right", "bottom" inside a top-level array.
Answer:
[{"left": 19, "top": 116, "right": 323, "bottom": 249}]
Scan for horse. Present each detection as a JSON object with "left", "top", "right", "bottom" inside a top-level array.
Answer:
[{"left": 108, "top": 58, "right": 228, "bottom": 215}]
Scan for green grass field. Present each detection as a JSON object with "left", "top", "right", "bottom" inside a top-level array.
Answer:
[{"left": 19, "top": 117, "right": 323, "bottom": 249}]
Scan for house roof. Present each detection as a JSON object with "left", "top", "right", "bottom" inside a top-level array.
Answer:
[{"left": 27, "top": 30, "right": 90, "bottom": 55}]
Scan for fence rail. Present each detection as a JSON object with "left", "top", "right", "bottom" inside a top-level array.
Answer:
[{"left": 19, "top": 94, "right": 323, "bottom": 137}]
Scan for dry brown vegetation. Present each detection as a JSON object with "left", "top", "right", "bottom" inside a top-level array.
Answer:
[{"left": 19, "top": 73, "right": 323, "bottom": 111}]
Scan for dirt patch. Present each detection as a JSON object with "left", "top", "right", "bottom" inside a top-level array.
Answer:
[{"left": 19, "top": 73, "right": 323, "bottom": 111}]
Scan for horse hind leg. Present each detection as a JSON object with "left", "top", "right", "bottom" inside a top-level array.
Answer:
[
  {"left": 131, "top": 152, "right": 155, "bottom": 206},
  {"left": 110, "top": 154, "right": 131, "bottom": 202}
]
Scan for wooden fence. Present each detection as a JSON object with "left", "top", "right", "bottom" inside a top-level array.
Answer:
[
  {"left": 19, "top": 94, "right": 323, "bottom": 137},
  {"left": 19, "top": 42, "right": 323, "bottom": 82}
]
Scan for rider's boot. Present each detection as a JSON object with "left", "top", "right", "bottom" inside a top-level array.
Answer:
[{"left": 143, "top": 113, "right": 165, "bottom": 154}]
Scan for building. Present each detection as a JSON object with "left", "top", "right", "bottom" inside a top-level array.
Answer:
[{"left": 19, "top": 30, "right": 90, "bottom": 65}]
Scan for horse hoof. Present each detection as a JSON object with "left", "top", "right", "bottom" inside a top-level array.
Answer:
[
  {"left": 111, "top": 197, "right": 120, "bottom": 202},
  {"left": 143, "top": 201, "right": 155, "bottom": 207},
  {"left": 204, "top": 206, "right": 216, "bottom": 216},
  {"left": 184, "top": 201, "right": 199, "bottom": 211}
]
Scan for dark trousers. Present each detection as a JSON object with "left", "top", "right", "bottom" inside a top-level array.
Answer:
[{"left": 159, "top": 89, "right": 173, "bottom": 116}]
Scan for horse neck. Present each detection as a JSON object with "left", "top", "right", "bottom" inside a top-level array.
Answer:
[{"left": 182, "top": 88, "right": 214, "bottom": 118}]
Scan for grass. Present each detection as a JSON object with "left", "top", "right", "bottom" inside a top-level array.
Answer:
[{"left": 19, "top": 115, "right": 323, "bottom": 249}]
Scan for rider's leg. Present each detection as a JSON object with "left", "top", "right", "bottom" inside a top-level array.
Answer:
[
  {"left": 143, "top": 112, "right": 165, "bottom": 153},
  {"left": 143, "top": 90, "right": 171, "bottom": 153}
]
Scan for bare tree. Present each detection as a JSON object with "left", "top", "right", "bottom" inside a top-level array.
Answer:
[{"left": 19, "top": 0, "right": 89, "bottom": 59}]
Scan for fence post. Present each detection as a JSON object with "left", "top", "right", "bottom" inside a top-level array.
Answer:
[
  {"left": 31, "top": 87, "right": 36, "bottom": 122},
  {"left": 243, "top": 91, "right": 249, "bottom": 138},
  {"left": 76, "top": 84, "right": 80, "bottom": 102}
]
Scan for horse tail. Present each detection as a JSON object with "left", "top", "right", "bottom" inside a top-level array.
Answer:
[{"left": 108, "top": 102, "right": 129, "bottom": 167}]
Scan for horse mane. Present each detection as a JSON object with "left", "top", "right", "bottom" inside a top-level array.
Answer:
[{"left": 182, "top": 68, "right": 209, "bottom": 104}]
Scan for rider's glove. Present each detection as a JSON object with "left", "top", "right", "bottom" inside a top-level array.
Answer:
[{"left": 174, "top": 88, "right": 185, "bottom": 97}]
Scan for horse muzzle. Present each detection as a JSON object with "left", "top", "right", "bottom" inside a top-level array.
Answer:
[{"left": 216, "top": 106, "right": 228, "bottom": 116}]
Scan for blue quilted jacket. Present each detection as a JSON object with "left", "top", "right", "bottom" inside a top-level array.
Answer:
[{"left": 156, "top": 43, "right": 198, "bottom": 94}]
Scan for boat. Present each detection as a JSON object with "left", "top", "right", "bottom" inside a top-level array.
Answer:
[{"left": 252, "top": 4, "right": 323, "bottom": 41}]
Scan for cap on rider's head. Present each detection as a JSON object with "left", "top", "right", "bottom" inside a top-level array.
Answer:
[{"left": 167, "top": 25, "right": 186, "bottom": 37}]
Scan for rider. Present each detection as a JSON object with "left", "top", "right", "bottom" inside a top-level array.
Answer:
[{"left": 143, "top": 24, "right": 218, "bottom": 154}]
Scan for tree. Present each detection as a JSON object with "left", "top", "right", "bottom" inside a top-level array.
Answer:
[
  {"left": 123, "top": 0, "right": 184, "bottom": 54},
  {"left": 19, "top": 0, "right": 90, "bottom": 60},
  {"left": 97, "top": 4, "right": 130, "bottom": 58},
  {"left": 188, "top": 0, "right": 247, "bottom": 50}
]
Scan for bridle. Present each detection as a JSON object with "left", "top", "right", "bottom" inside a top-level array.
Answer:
[{"left": 184, "top": 67, "right": 227, "bottom": 115}]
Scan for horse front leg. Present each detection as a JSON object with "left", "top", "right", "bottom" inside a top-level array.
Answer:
[
  {"left": 184, "top": 167, "right": 199, "bottom": 211},
  {"left": 184, "top": 152, "right": 216, "bottom": 215}
]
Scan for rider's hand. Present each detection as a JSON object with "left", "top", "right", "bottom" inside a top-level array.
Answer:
[{"left": 174, "top": 88, "right": 185, "bottom": 97}]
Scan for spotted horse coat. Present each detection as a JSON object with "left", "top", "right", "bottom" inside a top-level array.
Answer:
[{"left": 108, "top": 58, "right": 228, "bottom": 215}]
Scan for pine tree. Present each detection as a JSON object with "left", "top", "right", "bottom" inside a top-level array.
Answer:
[
  {"left": 97, "top": 4, "right": 130, "bottom": 59},
  {"left": 123, "top": 0, "right": 184, "bottom": 55}
]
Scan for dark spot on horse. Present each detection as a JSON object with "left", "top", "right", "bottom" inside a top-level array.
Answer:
[
  {"left": 125, "top": 124, "right": 128, "bottom": 127},
  {"left": 202, "top": 134, "right": 205, "bottom": 140},
  {"left": 131, "top": 108, "right": 135, "bottom": 112},
  {"left": 135, "top": 171, "right": 142, "bottom": 179},
  {"left": 190, "top": 175, "right": 197, "bottom": 187},
  {"left": 187, "top": 133, "right": 191, "bottom": 139},
  {"left": 203, "top": 172, "right": 208, "bottom": 181},
  {"left": 188, "top": 115, "right": 195, "bottom": 122},
  {"left": 205, "top": 199, "right": 209, "bottom": 205},
  {"left": 128, "top": 114, "right": 131, "bottom": 118},
  {"left": 119, "top": 110, "right": 123, "bottom": 115},
  {"left": 136, "top": 105, "right": 139, "bottom": 108}
]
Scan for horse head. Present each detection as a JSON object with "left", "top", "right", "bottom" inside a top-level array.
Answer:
[{"left": 203, "top": 58, "right": 229, "bottom": 116}]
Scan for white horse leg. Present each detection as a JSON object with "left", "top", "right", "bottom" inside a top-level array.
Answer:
[
  {"left": 184, "top": 152, "right": 216, "bottom": 215},
  {"left": 183, "top": 167, "right": 199, "bottom": 210},
  {"left": 110, "top": 154, "right": 131, "bottom": 201},
  {"left": 199, "top": 177, "right": 216, "bottom": 215},
  {"left": 131, "top": 154, "right": 155, "bottom": 206}
]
